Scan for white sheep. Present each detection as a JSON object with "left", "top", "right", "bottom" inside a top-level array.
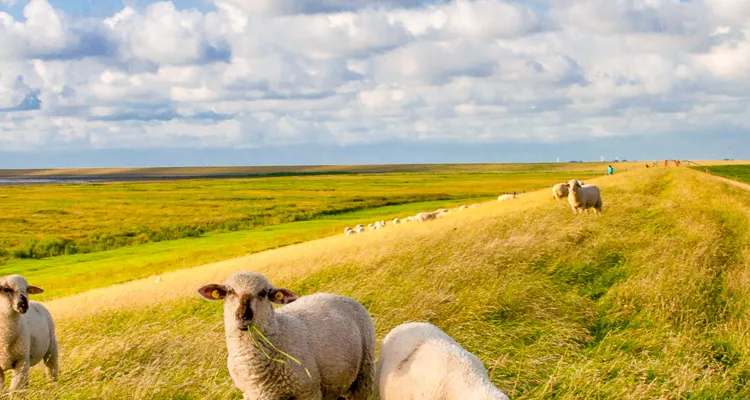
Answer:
[
  {"left": 552, "top": 183, "right": 569, "bottom": 200},
  {"left": 198, "top": 272, "right": 376, "bottom": 400},
  {"left": 469, "top": 203, "right": 481, "bottom": 208},
  {"left": 376, "top": 322, "right": 509, "bottom": 400},
  {"left": 497, "top": 192, "right": 517, "bottom": 201},
  {"left": 459, "top": 205, "right": 469, "bottom": 210},
  {"left": 392, "top": 218, "right": 400, "bottom": 225},
  {"left": 566, "top": 179, "right": 602, "bottom": 214},
  {"left": 416, "top": 212, "right": 437, "bottom": 222},
  {"left": 374, "top": 221, "right": 386, "bottom": 230},
  {"left": 356, "top": 225, "right": 366, "bottom": 233},
  {"left": 369, "top": 224, "right": 376, "bottom": 231},
  {"left": 346, "top": 228, "right": 356, "bottom": 237},
  {"left": 345, "top": 227, "right": 354, "bottom": 235},
  {"left": 404, "top": 216, "right": 415, "bottom": 223},
  {"left": 0, "top": 275, "right": 59, "bottom": 393}
]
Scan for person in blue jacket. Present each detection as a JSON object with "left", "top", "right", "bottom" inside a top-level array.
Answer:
[{"left": 607, "top": 165, "right": 614, "bottom": 175}]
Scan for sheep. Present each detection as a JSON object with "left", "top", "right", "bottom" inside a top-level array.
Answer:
[
  {"left": 552, "top": 183, "right": 569, "bottom": 200},
  {"left": 392, "top": 218, "right": 400, "bottom": 225},
  {"left": 369, "top": 224, "right": 376, "bottom": 231},
  {"left": 458, "top": 205, "right": 469, "bottom": 210},
  {"left": 0, "top": 275, "right": 59, "bottom": 394},
  {"left": 375, "top": 322, "right": 509, "bottom": 400},
  {"left": 356, "top": 225, "right": 366, "bottom": 233},
  {"left": 404, "top": 216, "right": 415, "bottom": 223},
  {"left": 198, "top": 272, "right": 376, "bottom": 400},
  {"left": 416, "top": 212, "right": 437, "bottom": 222},
  {"left": 469, "top": 203, "right": 481, "bottom": 208},
  {"left": 434, "top": 208, "right": 448, "bottom": 214},
  {"left": 566, "top": 179, "right": 602, "bottom": 214},
  {"left": 497, "top": 192, "right": 517, "bottom": 201},
  {"left": 346, "top": 228, "right": 356, "bottom": 237}
]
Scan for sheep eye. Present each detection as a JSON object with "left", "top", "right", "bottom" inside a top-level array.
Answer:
[
  {"left": 258, "top": 289, "right": 268, "bottom": 298},
  {"left": 2, "top": 288, "right": 11, "bottom": 294}
]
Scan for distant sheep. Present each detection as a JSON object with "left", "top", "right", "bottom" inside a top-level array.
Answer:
[
  {"left": 416, "top": 212, "right": 437, "bottom": 222},
  {"left": 356, "top": 225, "right": 366, "bottom": 233},
  {"left": 497, "top": 192, "right": 517, "bottom": 201},
  {"left": 392, "top": 218, "right": 400, "bottom": 225},
  {"left": 346, "top": 228, "right": 356, "bottom": 236},
  {"left": 369, "top": 224, "right": 376, "bottom": 231},
  {"left": 376, "top": 322, "right": 509, "bottom": 400},
  {"left": 198, "top": 272, "right": 376, "bottom": 400},
  {"left": 459, "top": 205, "right": 469, "bottom": 210},
  {"left": 374, "top": 221, "right": 386, "bottom": 230},
  {"left": 566, "top": 179, "right": 602, "bottom": 214},
  {"left": 404, "top": 216, "right": 415, "bottom": 223},
  {"left": 434, "top": 208, "right": 449, "bottom": 214},
  {"left": 469, "top": 204, "right": 481, "bottom": 208},
  {"left": 552, "top": 183, "right": 569, "bottom": 200},
  {"left": 0, "top": 275, "right": 59, "bottom": 393}
]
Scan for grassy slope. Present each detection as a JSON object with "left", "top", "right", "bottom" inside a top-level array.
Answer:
[
  {"left": 0, "top": 170, "right": 596, "bottom": 262},
  {"left": 20, "top": 167, "right": 750, "bottom": 399}
]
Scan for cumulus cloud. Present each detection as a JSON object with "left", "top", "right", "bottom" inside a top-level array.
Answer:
[{"left": 0, "top": 0, "right": 749, "bottom": 154}]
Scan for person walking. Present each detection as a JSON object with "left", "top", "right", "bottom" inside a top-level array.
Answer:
[{"left": 607, "top": 165, "right": 614, "bottom": 175}]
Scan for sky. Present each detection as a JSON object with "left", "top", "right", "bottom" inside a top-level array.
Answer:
[{"left": 0, "top": 0, "right": 749, "bottom": 168}]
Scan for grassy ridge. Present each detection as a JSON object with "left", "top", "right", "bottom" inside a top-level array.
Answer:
[
  {"left": 22, "top": 168, "right": 750, "bottom": 399},
  {"left": 0, "top": 171, "right": 596, "bottom": 263}
]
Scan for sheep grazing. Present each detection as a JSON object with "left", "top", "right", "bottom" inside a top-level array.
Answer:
[
  {"left": 552, "top": 183, "right": 569, "bottom": 200},
  {"left": 374, "top": 221, "right": 386, "bottom": 230},
  {"left": 0, "top": 275, "right": 59, "bottom": 393},
  {"left": 469, "top": 203, "right": 481, "bottom": 208},
  {"left": 459, "top": 205, "right": 469, "bottom": 210},
  {"left": 497, "top": 192, "right": 517, "bottom": 201},
  {"left": 392, "top": 218, "right": 400, "bottom": 225},
  {"left": 345, "top": 228, "right": 356, "bottom": 237},
  {"left": 404, "top": 216, "right": 415, "bottom": 223},
  {"left": 356, "top": 225, "right": 366, "bottom": 233},
  {"left": 198, "top": 272, "right": 376, "bottom": 400},
  {"left": 376, "top": 322, "right": 509, "bottom": 400},
  {"left": 416, "top": 212, "right": 437, "bottom": 222},
  {"left": 566, "top": 179, "right": 602, "bottom": 214}
]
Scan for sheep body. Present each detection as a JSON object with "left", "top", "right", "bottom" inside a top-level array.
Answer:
[
  {"left": 392, "top": 218, "right": 400, "bottom": 225},
  {"left": 199, "top": 272, "right": 375, "bottom": 400},
  {"left": 415, "top": 212, "right": 437, "bottom": 222},
  {"left": 566, "top": 179, "right": 602, "bottom": 214},
  {"left": 497, "top": 193, "right": 517, "bottom": 201},
  {"left": 376, "top": 322, "right": 508, "bottom": 400},
  {"left": 552, "top": 183, "right": 569, "bottom": 200},
  {"left": 0, "top": 275, "right": 58, "bottom": 393}
]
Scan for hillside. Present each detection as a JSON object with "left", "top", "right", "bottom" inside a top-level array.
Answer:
[{"left": 21, "top": 167, "right": 750, "bottom": 399}]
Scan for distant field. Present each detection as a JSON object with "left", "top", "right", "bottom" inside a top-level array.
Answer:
[
  {"left": 0, "top": 161, "right": 645, "bottom": 178},
  {"left": 0, "top": 166, "right": 606, "bottom": 263},
  {"left": 699, "top": 165, "right": 750, "bottom": 184}
]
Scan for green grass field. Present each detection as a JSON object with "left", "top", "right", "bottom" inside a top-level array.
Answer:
[
  {"left": 0, "top": 168, "right": 604, "bottom": 263},
  {"left": 700, "top": 165, "right": 750, "bottom": 184}
]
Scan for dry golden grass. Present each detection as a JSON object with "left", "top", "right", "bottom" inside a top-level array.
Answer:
[{"left": 12, "top": 167, "right": 750, "bottom": 399}]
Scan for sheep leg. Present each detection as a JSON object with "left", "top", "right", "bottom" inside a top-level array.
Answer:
[
  {"left": 44, "top": 337, "right": 60, "bottom": 382},
  {"left": 9, "top": 360, "right": 29, "bottom": 392},
  {"left": 348, "top": 351, "right": 375, "bottom": 400}
]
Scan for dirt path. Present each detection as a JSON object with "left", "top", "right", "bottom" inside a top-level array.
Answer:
[{"left": 712, "top": 175, "right": 750, "bottom": 192}]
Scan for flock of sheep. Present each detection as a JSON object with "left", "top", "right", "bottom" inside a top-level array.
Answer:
[{"left": 0, "top": 179, "right": 603, "bottom": 398}]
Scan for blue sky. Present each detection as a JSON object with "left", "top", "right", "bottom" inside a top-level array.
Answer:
[{"left": 0, "top": 0, "right": 749, "bottom": 168}]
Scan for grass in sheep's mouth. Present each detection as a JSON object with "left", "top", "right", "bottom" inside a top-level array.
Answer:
[{"left": 248, "top": 324, "right": 312, "bottom": 378}]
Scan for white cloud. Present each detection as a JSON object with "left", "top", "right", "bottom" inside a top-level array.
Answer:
[{"left": 1, "top": 0, "right": 749, "bottom": 154}]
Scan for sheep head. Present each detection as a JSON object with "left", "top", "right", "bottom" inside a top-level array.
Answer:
[
  {"left": 0, "top": 275, "right": 43, "bottom": 315},
  {"left": 198, "top": 272, "right": 298, "bottom": 332},
  {"left": 566, "top": 179, "right": 582, "bottom": 193}
]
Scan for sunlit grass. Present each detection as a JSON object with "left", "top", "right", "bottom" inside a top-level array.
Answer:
[{"left": 14, "top": 167, "right": 750, "bottom": 399}]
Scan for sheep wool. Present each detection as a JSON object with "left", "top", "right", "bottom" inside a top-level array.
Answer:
[
  {"left": 376, "top": 322, "right": 509, "bottom": 400},
  {"left": 567, "top": 179, "right": 603, "bottom": 214}
]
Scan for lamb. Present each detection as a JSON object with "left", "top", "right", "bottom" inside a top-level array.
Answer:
[
  {"left": 566, "top": 179, "right": 602, "bottom": 214},
  {"left": 497, "top": 192, "right": 517, "bottom": 201},
  {"left": 0, "top": 275, "right": 59, "bottom": 394},
  {"left": 198, "top": 272, "right": 376, "bottom": 400},
  {"left": 346, "top": 228, "right": 356, "bottom": 237},
  {"left": 356, "top": 225, "right": 366, "bottom": 233},
  {"left": 552, "top": 183, "right": 568, "bottom": 200},
  {"left": 375, "top": 322, "right": 509, "bottom": 400},
  {"left": 392, "top": 218, "right": 400, "bottom": 225}
]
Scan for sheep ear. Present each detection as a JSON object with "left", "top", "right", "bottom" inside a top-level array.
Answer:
[
  {"left": 268, "top": 288, "right": 298, "bottom": 305},
  {"left": 27, "top": 286, "right": 44, "bottom": 295},
  {"left": 198, "top": 284, "right": 228, "bottom": 301}
]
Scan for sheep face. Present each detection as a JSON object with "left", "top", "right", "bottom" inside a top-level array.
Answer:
[
  {"left": 0, "top": 274, "right": 44, "bottom": 315},
  {"left": 566, "top": 179, "right": 582, "bottom": 193},
  {"left": 198, "top": 272, "right": 298, "bottom": 332}
]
